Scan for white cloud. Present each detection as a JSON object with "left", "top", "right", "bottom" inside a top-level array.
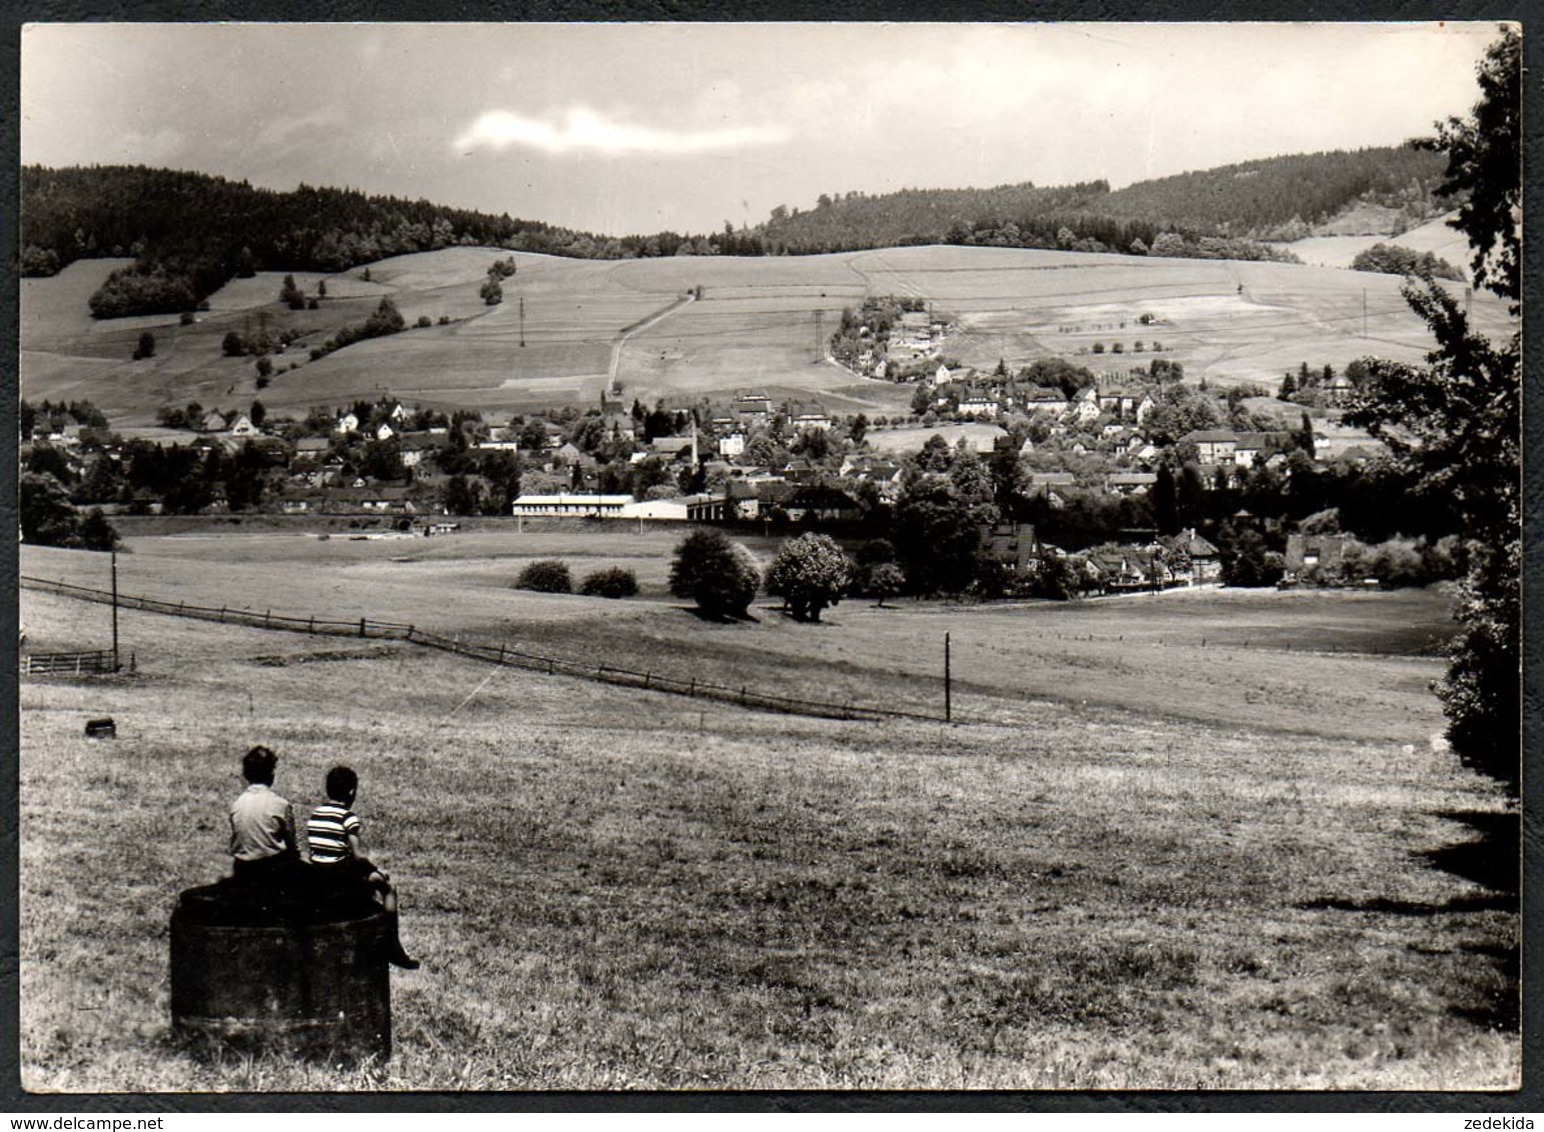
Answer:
[{"left": 455, "top": 106, "right": 788, "bottom": 156}]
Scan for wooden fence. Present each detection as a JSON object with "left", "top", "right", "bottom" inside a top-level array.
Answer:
[
  {"left": 19, "top": 575, "right": 941, "bottom": 724},
  {"left": 21, "top": 649, "right": 119, "bottom": 676}
]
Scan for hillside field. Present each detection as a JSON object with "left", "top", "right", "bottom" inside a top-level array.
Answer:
[
  {"left": 17, "top": 533, "right": 1518, "bottom": 1092},
  {"left": 1274, "top": 211, "right": 1475, "bottom": 274},
  {"left": 19, "top": 244, "right": 1515, "bottom": 426}
]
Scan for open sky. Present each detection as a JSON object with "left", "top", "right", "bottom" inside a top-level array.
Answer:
[{"left": 21, "top": 22, "right": 1502, "bottom": 237}]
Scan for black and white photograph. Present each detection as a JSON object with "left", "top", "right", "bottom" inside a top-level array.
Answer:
[{"left": 14, "top": 20, "right": 1523, "bottom": 1094}]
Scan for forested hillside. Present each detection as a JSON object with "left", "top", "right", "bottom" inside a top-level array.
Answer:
[
  {"left": 755, "top": 181, "right": 1110, "bottom": 253},
  {"left": 19, "top": 166, "right": 638, "bottom": 317},
  {"left": 756, "top": 146, "right": 1451, "bottom": 254},
  {"left": 1096, "top": 146, "right": 1450, "bottom": 237}
]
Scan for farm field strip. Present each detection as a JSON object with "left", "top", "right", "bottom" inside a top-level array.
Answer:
[{"left": 23, "top": 243, "right": 1512, "bottom": 423}]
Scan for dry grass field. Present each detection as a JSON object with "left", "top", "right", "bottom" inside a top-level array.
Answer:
[
  {"left": 20, "top": 244, "right": 1515, "bottom": 425},
  {"left": 17, "top": 534, "right": 1518, "bottom": 1092}
]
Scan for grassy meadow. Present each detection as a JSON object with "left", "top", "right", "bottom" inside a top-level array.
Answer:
[
  {"left": 17, "top": 536, "right": 1519, "bottom": 1091},
  {"left": 1274, "top": 211, "right": 1474, "bottom": 272},
  {"left": 19, "top": 243, "right": 1517, "bottom": 427}
]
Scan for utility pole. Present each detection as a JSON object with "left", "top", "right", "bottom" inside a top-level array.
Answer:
[
  {"left": 519, "top": 296, "right": 526, "bottom": 348},
  {"left": 944, "top": 631, "right": 952, "bottom": 723},
  {"left": 1362, "top": 289, "right": 1367, "bottom": 338},
  {"left": 110, "top": 548, "right": 120, "bottom": 672},
  {"left": 814, "top": 309, "right": 824, "bottom": 362}
]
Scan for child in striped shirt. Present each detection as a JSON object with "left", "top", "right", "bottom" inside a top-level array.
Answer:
[{"left": 307, "top": 765, "right": 419, "bottom": 969}]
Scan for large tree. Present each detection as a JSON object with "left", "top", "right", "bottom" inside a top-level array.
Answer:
[
  {"left": 766, "top": 533, "right": 852, "bottom": 622},
  {"left": 669, "top": 530, "right": 759, "bottom": 619},
  {"left": 1345, "top": 26, "right": 1520, "bottom": 794}
]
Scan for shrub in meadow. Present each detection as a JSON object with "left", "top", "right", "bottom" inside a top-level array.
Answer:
[
  {"left": 516, "top": 560, "right": 572, "bottom": 594},
  {"left": 579, "top": 567, "right": 639, "bottom": 599}
]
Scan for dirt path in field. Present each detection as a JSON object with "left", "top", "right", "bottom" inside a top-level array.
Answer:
[{"left": 609, "top": 293, "right": 695, "bottom": 394}]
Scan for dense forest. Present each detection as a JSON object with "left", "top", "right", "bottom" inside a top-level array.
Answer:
[
  {"left": 758, "top": 146, "right": 1452, "bottom": 253},
  {"left": 19, "top": 166, "right": 738, "bottom": 317},
  {"left": 1095, "top": 146, "right": 1451, "bottom": 237},
  {"left": 21, "top": 145, "right": 1455, "bottom": 319},
  {"left": 755, "top": 181, "right": 1110, "bottom": 254}
]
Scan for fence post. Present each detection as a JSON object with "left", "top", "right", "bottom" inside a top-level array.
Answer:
[
  {"left": 265, "top": 610, "right": 272, "bottom": 627},
  {"left": 689, "top": 678, "right": 695, "bottom": 697},
  {"left": 309, "top": 616, "right": 315, "bottom": 633},
  {"left": 359, "top": 618, "right": 367, "bottom": 638},
  {"left": 741, "top": 685, "right": 747, "bottom": 704},
  {"left": 548, "top": 658, "right": 555, "bottom": 675},
  {"left": 76, "top": 654, "right": 83, "bottom": 675},
  {"left": 407, "top": 625, "right": 415, "bottom": 641},
  {"left": 644, "top": 671, "right": 651, "bottom": 689},
  {"left": 498, "top": 643, "right": 505, "bottom": 664}
]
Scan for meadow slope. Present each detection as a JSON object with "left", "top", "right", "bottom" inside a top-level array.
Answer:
[
  {"left": 17, "top": 538, "right": 1518, "bottom": 1091},
  {"left": 19, "top": 244, "right": 1515, "bottom": 425}
]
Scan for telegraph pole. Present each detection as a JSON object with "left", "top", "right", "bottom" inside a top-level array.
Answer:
[
  {"left": 944, "top": 631, "right": 952, "bottom": 723},
  {"left": 110, "top": 548, "right": 120, "bottom": 672},
  {"left": 814, "top": 309, "right": 824, "bottom": 362},
  {"left": 1362, "top": 289, "right": 1367, "bottom": 338},
  {"left": 519, "top": 296, "right": 526, "bottom": 348}
]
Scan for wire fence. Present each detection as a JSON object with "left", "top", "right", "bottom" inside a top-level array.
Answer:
[{"left": 20, "top": 574, "right": 941, "bottom": 724}]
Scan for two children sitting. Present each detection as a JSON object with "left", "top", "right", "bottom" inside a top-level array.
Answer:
[{"left": 229, "top": 748, "right": 418, "bottom": 969}]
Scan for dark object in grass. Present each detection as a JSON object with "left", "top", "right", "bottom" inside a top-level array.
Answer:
[
  {"left": 84, "top": 717, "right": 116, "bottom": 739},
  {"left": 170, "top": 880, "right": 392, "bottom": 1064}
]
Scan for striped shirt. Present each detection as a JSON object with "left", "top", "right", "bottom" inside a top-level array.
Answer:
[{"left": 307, "top": 803, "right": 362, "bottom": 864}]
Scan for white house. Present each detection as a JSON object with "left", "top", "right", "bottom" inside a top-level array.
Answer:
[
  {"left": 229, "top": 415, "right": 260, "bottom": 438},
  {"left": 1183, "top": 429, "right": 1239, "bottom": 466},
  {"left": 958, "top": 390, "right": 999, "bottom": 419},
  {"left": 1023, "top": 387, "right": 1069, "bottom": 414},
  {"left": 718, "top": 432, "right": 746, "bottom": 459},
  {"left": 375, "top": 422, "right": 396, "bottom": 442}
]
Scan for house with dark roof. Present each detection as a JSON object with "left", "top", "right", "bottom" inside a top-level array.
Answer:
[
  {"left": 786, "top": 484, "right": 862, "bottom": 523},
  {"left": 1159, "top": 528, "right": 1222, "bottom": 583},
  {"left": 1022, "top": 387, "right": 1069, "bottom": 414}
]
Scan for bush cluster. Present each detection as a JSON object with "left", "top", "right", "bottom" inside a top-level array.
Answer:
[
  {"left": 516, "top": 560, "right": 572, "bottom": 594},
  {"left": 579, "top": 567, "right": 638, "bottom": 599}
]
